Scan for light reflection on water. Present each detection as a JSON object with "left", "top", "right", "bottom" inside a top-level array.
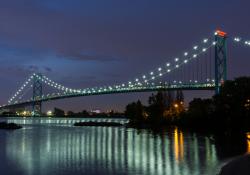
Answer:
[
  {"left": 247, "top": 133, "right": 250, "bottom": 154},
  {"left": 0, "top": 118, "right": 248, "bottom": 175}
]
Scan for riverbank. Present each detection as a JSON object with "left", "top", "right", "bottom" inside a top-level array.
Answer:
[
  {"left": 219, "top": 154, "right": 250, "bottom": 175},
  {"left": 0, "top": 122, "right": 22, "bottom": 130}
]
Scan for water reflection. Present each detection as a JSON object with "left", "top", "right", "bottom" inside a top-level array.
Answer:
[
  {"left": 247, "top": 132, "right": 250, "bottom": 154},
  {"left": 2, "top": 117, "right": 129, "bottom": 125},
  {"left": 2, "top": 126, "right": 228, "bottom": 175}
]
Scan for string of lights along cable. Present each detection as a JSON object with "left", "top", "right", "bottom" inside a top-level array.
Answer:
[
  {"left": 233, "top": 36, "right": 250, "bottom": 47},
  {"left": 4, "top": 31, "right": 242, "bottom": 107}
]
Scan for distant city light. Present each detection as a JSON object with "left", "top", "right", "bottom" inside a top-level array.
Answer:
[{"left": 47, "top": 110, "right": 53, "bottom": 116}]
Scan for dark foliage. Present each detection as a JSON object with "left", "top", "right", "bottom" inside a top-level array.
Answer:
[
  {"left": 54, "top": 108, "right": 65, "bottom": 117},
  {"left": 0, "top": 122, "right": 22, "bottom": 129},
  {"left": 181, "top": 77, "right": 250, "bottom": 132}
]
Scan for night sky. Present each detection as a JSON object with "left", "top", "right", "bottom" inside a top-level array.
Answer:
[{"left": 0, "top": 0, "right": 250, "bottom": 112}]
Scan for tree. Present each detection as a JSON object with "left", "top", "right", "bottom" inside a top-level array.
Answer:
[
  {"left": 213, "top": 77, "right": 250, "bottom": 129},
  {"left": 176, "top": 90, "right": 184, "bottom": 103},
  {"left": 147, "top": 91, "right": 168, "bottom": 123},
  {"left": 67, "top": 111, "right": 75, "bottom": 116},
  {"left": 125, "top": 100, "right": 145, "bottom": 123},
  {"left": 81, "top": 110, "right": 89, "bottom": 116},
  {"left": 54, "top": 108, "right": 65, "bottom": 117}
]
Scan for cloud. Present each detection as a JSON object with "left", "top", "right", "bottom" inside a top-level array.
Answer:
[
  {"left": 27, "top": 65, "right": 53, "bottom": 73},
  {"left": 59, "top": 51, "right": 118, "bottom": 62}
]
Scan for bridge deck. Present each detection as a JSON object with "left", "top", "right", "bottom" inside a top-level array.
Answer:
[{"left": 0, "top": 84, "right": 215, "bottom": 109}]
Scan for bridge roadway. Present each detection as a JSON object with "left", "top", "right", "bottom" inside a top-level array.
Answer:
[{"left": 0, "top": 83, "right": 215, "bottom": 109}]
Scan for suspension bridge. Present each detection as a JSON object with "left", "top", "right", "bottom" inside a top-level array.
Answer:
[{"left": 0, "top": 30, "right": 249, "bottom": 116}]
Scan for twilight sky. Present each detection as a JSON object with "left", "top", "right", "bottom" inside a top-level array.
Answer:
[{"left": 0, "top": 0, "right": 250, "bottom": 112}]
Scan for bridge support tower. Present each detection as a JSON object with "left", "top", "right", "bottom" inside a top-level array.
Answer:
[
  {"left": 32, "top": 73, "right": 43, "bottom": 116},
  {"left": 214, "top": 30, "right": 227, "bottom": 94}
]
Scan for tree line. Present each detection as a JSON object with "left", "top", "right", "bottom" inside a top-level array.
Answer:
[
  {"left": 125, "top": 77, "right": 250, "bottom": 132},
  {"left": 125, "top": 90, "right": 185, "bottom": 127}
]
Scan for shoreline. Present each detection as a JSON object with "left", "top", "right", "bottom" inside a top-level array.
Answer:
[
  {"left": 0, "top": 122, "right": 22, "bottom": 130},
  {"left": 219, "top": 154, "right": 250, "bottom": 175}
]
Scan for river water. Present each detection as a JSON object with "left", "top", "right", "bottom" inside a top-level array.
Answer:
[{"left": 0, "top": 117, "right": 249, "bottom": 175}]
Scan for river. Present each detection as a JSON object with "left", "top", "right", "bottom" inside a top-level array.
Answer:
[{"left": 0, "top": 117, "right": 249, "bottom": 175}]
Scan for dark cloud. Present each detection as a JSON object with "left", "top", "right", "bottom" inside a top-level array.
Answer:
[
  {"left": 28, "top": 65, "right": 39, "bottom": 72},
  {"left": 44, "top": 67, "right": 52, "bottom": 72},
  {"left": 59, "top": 52, "right": 118, "bottom": 62}
]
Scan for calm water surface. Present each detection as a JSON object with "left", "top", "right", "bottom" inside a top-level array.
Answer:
[{"left": 0, "top": 117, "right": 249, "bottom": 175}]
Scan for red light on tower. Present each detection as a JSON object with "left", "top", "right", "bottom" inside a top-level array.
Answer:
[{"left": 215, "top": 30, "right": 227, "bottom": 37}]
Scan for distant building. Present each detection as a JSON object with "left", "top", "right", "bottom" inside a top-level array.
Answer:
[{"left": 90, "top": 109, "right": 101, "bottom": 114}]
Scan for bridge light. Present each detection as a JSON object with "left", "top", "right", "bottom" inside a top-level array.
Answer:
[
  {"left": 184, "top": 52, "right": 188, "bottom": 56},
  {"left": 184, "top": 59, "right": 188, "bottom": 63},
  {"left": 202, "top": 48, "right": 207, "bottom": 52},
  {"left": 193, "top": 46, "right": 198, "bottom": 50},
  {"left": 203, "top": 39, "right": 208, "bottom": 43},
  {"left": 193, "top": 54, "right": 197, "bottom": 58},
  {"left": 175, "top": 64, "right": 179, "bottom": 68},
  {"left": 212, "top": 41, "right": 216, "bottom": 45},
  {"left": 195, "top": 80, "right": 198, "bottom": 83},
  {"left": 150, "top": 72, "right": 154, "bottom": 75},
  {"left": 167, "top": 69, "right": 171, "bottom": 73},
  {"left": 135, "top": 78, "right": 139, "bottom": 82},
  {"left": 159, "top": 73, "right": 163, "bottom": 76},
  {"left": 166, "top": 63, "right": 170, "bottom": 67},
  {"left": 245, "top": 41, "right": 250, "bottom": 46},
  {"left": 215, "top": 30, "right": 227, "bottom": 37},
  {"left": 158, "top": 67, "right": 162, "bottom": 71},
  {"left": 175, "top": 58, "right": 179, "bottom": 62},
  {"left": 234, "top": 37, "right": 241, "bottom": 42},
  {"left": 152, "top": 76, "right": 155, "bottom": 80},
  {"left": 142, "top": 75, "right": 146, "bottom": 79},
  {"left": 47, "top": 110, "right": 53, "bottom": 116}
]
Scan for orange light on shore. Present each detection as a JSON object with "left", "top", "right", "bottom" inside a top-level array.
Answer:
[
  {"left": 247, "top": 133, "right": 250, "bottom": 154},
  {"left": 215, "top": 30, "right": 227, "bottom": 37},
  {"left": 247, "top": 133, "right": 250, "bottom": 140}
]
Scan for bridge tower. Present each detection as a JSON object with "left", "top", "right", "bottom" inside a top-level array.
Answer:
[
  {"left": 214, "top": 30, "right": 227, "bottom": 94},
  {"left": 32, "top": 73, "right": 43, "bottom": 116}
]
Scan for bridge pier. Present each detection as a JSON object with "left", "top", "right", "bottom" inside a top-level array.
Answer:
[
  {"left": 214, "top": 30, "right": 227, "bottom": 94},
  {"left": 32, "top": 73, "right": 43, "bottom": 116}
]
